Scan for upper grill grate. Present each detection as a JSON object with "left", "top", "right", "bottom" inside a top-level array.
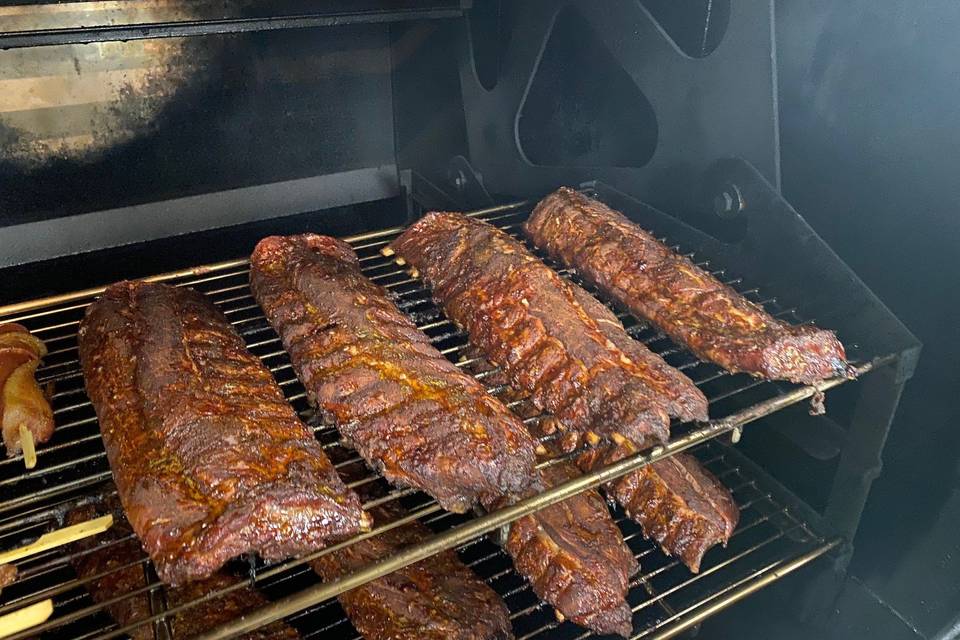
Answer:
[{"left": 0, "top": 196, "right": 858, "bottom": 640}]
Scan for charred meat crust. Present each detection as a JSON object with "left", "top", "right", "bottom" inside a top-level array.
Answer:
[
  {"left": 67, "top": 501, "right": 298, "bottom": 640},
  {"left": 388, "top": 212, "right": 692, "bottom": 450},
  {"left": 565, "top": 286, "right": 707, "bottom": 423},
  {"left": 313, "top": 502, "right": 514, "bottom": 640},
  {"left": 78, "top": 281, "right": 369, "bottom": 586},
  {"left": 249, "top": 234, "right": 537, "bottom": 513},
  {"left": 525, "top": 188, "right": 850, "bottom": 384}
]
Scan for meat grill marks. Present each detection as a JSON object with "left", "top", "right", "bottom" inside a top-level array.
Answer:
[
  {"left": 78, "top": 281, "right": 369, "bottom": 586},
  {"left": 312, "top": 499, "right": 513, "bottom": 640},
  {"left": 249, "top": 234, "right": 537, "bottom": 513},
  {"left": 578, "top": 441, "right": 739, "bottom": 573},
  {"left": 525, "top": 188, "right": 851, "bottom": 384},
  {"left": 67, "top": 501, "right": 298, "bottom": 640},
  {"left": 387, "top": 212, "right": 704, "bottom": 453}
]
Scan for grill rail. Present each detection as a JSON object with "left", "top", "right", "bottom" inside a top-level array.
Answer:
[{"left": 0, "top": 196, "right": 874, "bottom": 639}]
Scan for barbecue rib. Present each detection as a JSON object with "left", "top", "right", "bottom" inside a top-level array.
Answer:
[
  {"left": 387, "top": 212, "right": 700, "bottom": 450},
  {"left": 452, "top": 352, "right": 637, "bottom": 638},
  {"left": 525, "top": 188, "right": 850, "bottom": 384},
  {"left": 464, "top": 338, "right": 735, "bottom": 577},
  {"left": 489, "top": 459, "right": 638, "bottom": 637},
  {"left": 578, "top": 441, "right": 739, "bottom": 573},
  {"left": 67, "top": 501, "right": 298, "bottom": 640},
  {"left": 249, "top": 234, "right": 537, "bottom": 513},
  {"left": 312, "top": 500, "right": 513, "bottom": 640},
  {"left": 0, "top": 323, "right": 54, "bottom": 458},
  {"left": 78, "top": 281, "right": 369, "bottom": 585}
]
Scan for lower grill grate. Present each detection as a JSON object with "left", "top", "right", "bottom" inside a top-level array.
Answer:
[{"left": 0, "top": 196, "right": 859, "bottom": 639}]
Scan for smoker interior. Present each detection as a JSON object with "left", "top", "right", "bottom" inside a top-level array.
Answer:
[
  {"left": 0, "top": 194, "right": 878, "bottom": 639},
  {"left": 0, "top": 1, "right": 924, "bottom": 638}
]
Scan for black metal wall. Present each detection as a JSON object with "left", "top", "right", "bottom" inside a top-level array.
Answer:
[{"left": 775, "top": 2, "right": 960, "bottom": 637}]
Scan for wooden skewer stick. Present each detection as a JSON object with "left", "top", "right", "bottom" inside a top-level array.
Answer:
[
  {"left": 380, "top": 246, "right": 395, "bottom": 257},
  {"left": 18, "top": 425, "right": 35, "bottom": 470},
  {"left": 394, "top": 256, "right": 407, "bottom": 266},
  {"left": 0, "top": 515, "right": 113, "bottom": 565},
  {"left": 0, "top": 599, "right": 53, "bottom": 639}
]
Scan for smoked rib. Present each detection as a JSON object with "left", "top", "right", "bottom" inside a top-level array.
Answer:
[
  {"left": 388, "top": 212, "right": 692, "bottom": 450},
  {"left": 525, "top": 188, "right": 850, "bottom": 384},
  {"left": 249, "top": 234, "right": 536, "bottom": 513},
  {"left": 67, "top": 500, "right": 299, "bottom": 640},
  {"left": 490, "top": 459, "right": 638, "bottom": 637},
  {"left": 312, "top": 500, "right": 513, "bottom": 640},
  {"left": 456, "top": 352, "right": 638, "bottom": 637},
  {"left": 78, "top": 281, "right": 369, "bottom": 585},
  {"left": 578, "top": 442, "right": 739, "bottom": 573}
]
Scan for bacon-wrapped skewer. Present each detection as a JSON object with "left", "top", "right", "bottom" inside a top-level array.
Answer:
[{"left": 0, "top": 323, "right": 54, "bottom": 468}]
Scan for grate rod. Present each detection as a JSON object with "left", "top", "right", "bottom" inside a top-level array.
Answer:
[{"left": 638, "top": 537, "right": 842, "bottom": 640}]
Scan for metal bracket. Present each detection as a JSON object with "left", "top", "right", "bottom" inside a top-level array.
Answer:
[{"left": 446, "top": 155, "right": 494, "bottom": 208}]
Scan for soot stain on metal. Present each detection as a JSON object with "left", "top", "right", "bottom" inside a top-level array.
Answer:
[{"left": 0, "top": 36, "right": 220, "bottom": 223}]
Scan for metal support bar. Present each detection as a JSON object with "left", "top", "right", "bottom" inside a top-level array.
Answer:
[
  {"left": 0, "top": 8, "right": 463, "bottom": 49},
  {"left": 825, "top": 362, "right": 907, "bottom": 541},
  {"left": 644, "top": 538, "right": 842, "bottom": 640}
]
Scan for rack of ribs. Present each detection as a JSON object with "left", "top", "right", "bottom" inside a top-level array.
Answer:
[
  {"left": 67, "top": 500, "right": 299, "bottom": 640},
  {"left": 391, "top": 213, "right": 737, "bottom": 576},
  {"left": 387, "top": 212, "right": 706, "bottom": 451},
  {"left": 312, "top": 498, "right": 513, "bottom": 640},
  {"left": 78, "top": 281, "right": 369, "bottom": 586},
  {"left": 249, "top": 234, "right": 537, "bottom": 513},
  {"left": 578, "top": 441, "right": 739, "bottom": 573},
  {"left": 487, "top": 456, "right": 639, "bottom": 637},
  {"left": 446, "top": 349, "right": 638, "bottom": 637},
  {"left": 525, "top": 188, "right": 851, "bottom": 384}
]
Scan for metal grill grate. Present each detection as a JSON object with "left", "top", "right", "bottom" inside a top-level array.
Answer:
[{"left": 0, "top": 197, "right": 861, "bottom": 639}]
